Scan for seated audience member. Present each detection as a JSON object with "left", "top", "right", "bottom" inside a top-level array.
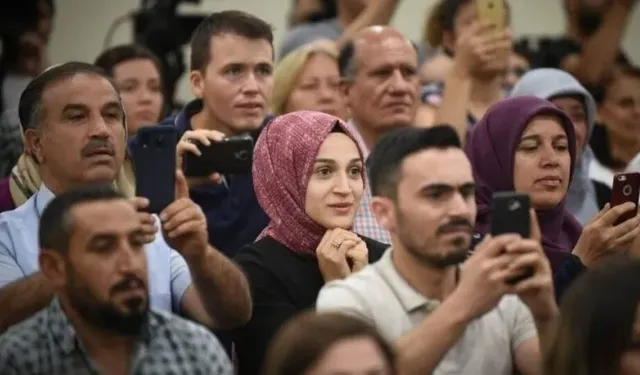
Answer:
[
  {"left": 338, "top": 26, "right": 421, "bottom": 243},
  {"left": 417, "top": 0, "right": 512, "bottom": 140},
  {"left": 510, "top": 68, "right": 604, "bottom": 223},
  {"left": 151, "top": 10, "right": 273, "bottom": 258},
  {"left": 317, "top": 125, "right": 558, "bottom": 374},
  {"left": 94, "top": 44, "right": 166, "bottom": 137},
  {"left": 0, "top": 62, "right": 251, "bottom": 332},
  {"left": 465, "top": 96, "right": 640, "bottom": 299},
  {"left": 233, "top": 111, "right": 387, "bottom": 375},
  {"left": 0, "top": 186, "right": 233, "bottom": 374},
  {"left": 589, "top": 67, "right": 640, "bottom": 194},
  {"left": 263, "top": 311, "right": 395, "bottom": 375},
  {"left": 271, "top": 40, "right": 346, "bottom": 119},
  {"left": 546, "top": 255, "right": 640, "bottom": 375}
]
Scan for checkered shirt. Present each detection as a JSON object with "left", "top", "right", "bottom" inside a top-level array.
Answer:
[
  {"left": 344, "top": 121, "right": 392, "bottom": 244},
  {"left": 0, "top": 298, "right": 233, "bottom": 375}
]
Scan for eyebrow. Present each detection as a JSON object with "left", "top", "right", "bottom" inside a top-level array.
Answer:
[
  {"left": 519, "top": 134, "right": 568, "bottom": 142},
  {"left": 314, "top": 157, "right": 362, "bottom": 164},
  {"left": 421, "top": 182, "right": 475, "bottom": 191}
]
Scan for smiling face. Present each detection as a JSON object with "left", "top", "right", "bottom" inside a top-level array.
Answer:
[
  {"left": 513, "top": 114, "right": 572, "bottom": 210},
  {"left": 304, "top": 131, "right": 364, "bottom": 230}
]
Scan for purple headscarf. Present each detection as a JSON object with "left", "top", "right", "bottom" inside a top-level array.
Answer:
[{"left": 465, "top": 96, "right": 583, "bottom": 271}]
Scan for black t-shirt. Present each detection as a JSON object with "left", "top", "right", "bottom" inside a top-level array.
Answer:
[{"left": 232, "top": 235, "right": 388, "bottom": 375}]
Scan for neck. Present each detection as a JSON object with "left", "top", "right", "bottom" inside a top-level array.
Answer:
[
  {"left": 391, "top": 244, "right": 458, "bottom": 301},
  {"left": 190, "top": 109, "right": 233, "bottom": 136},
  {"left": 39, "top": 170, "right": 111, "bottom": 196},
  {"left": 335, "top": 2, "right": 359, "bottom": 28},
  {"left": 352, "top": 120, "right": 381, "bottom": 152},
  {"left": 60, "top": 298, "right": 137, "bottom": 373}
]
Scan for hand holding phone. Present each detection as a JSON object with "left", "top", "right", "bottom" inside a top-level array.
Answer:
[
  {"left": 182, "top": 132, "right": 254, "bottom": 177},
  {"left": 610, "top": 172, "right": 640, "bottom": 225},
  {"left": 476, "top": 0, "right": 506, "bottom": 29}
]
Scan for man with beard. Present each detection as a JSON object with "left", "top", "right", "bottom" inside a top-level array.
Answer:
[
  {"left": 537, "top": 0, "right": 637, "bottom": 97},
  {"left": 316, "top": 126, "right": 559, "bottom": 374},
  {"left": 0, "top": 186, "right": 232, "bottom": 374}
]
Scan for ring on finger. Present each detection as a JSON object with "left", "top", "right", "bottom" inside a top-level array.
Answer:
[{"left": 331, "top": 240, "right": 341, "bottom": 248}]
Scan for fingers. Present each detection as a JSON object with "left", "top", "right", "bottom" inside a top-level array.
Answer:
[
  {"left": 316, "top": 229, "right": 334, "bottom": 252},
  {"left": 129, "top": 197, "right": 150, "bottom": 211},
  {"left": 504, "top": 239, "right": 543, "bottom": 255},
  {"left": 177, "top": 141, "right": 201, "bottom": 158},
  {"left": 478, "top": 234, "right": 521, "bottom": 257},
  {"left": 181, "top": 129, "right": 225, "bottom": 145},
  {"left": 165, "top": 220, "right": 206, "bottom": 239},
  {"left": 612, "top": 216, "right": 640, "bottom": 248},
  {"left": 599, "top": 202, "right": 636, "bottom": 226},
  {"left": 160, "top": 198, "right": 193, "bottom": 222},
  {"left": 529, "top": 209, "right": 542, "bottom": 242},
  {"left": 510, "top": 274, "right": 553, "bottom": 295},
  {"left": 130, "top": 197, "right": 157, "bottom": 243},
  {"left": 175, "top": 169, "right": 190, "bottom": 200}
]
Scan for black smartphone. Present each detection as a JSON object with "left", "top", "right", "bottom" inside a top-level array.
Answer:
[
  {"left": 131, "top": 125, "right": 178, "bottom": 214},
  {"left": 491, "top": 192, "right": 533, "bottom": 285},
  {"left": 611, "top": 172, "right": 640, "bottom": 226},
  {"left": 183, "top": 134, "right": 254, "bottom": 177}
]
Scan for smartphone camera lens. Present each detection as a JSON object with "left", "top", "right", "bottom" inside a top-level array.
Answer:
[
  {"left": 624, "top": 185, "right": 633, "bottom": 196},
  {"left": 619, "top": 175, "right": 627, "bottom": 182},
  {"left": 236, "top": 150, "right": 249, "bottom": 161}
]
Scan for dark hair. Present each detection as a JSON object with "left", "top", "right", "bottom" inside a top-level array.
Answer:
[
  {"left": 339, "top": 37, "right": 419, "bottom": 81},
  {"left": 39, "top": 185, "right": 126, "bottom": 253},
  {"left": 368, "top": 125, "right": 462, "bottom": 199},
  {"left": 94, "top": 44, "right": 163, "bottom": 80},
  {"left": 545, "top": 255, "right": 640, "bottom": 375},
  {"left": 262, "top": 311, "right": 396, "bottom": 375},
  {"left": 18, "top": 61, "right": 119, "bottom": 131},
  {"left": 189, "top": 10, "right": 274, "bottom": 72}
]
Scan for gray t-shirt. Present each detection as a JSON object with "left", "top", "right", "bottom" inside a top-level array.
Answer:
[{"left": 316, "top": 249, "right": 537, "bottom": 375}]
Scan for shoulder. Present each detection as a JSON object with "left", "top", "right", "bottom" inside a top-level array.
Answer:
[
  {"left": 360, "top": 236, "right": 389, "bottom": 262},
  {"left": 317, "top": 264, "right": 382, "bottom": 309},
  {"left": 234, "top": 236, "right": 288, "bottom": 264},
  {"left": 0, "top": 195, "right": 35, "bottom": 242},
  {"left": 0, "top": 310, "right": 48, "bottom": 364}
]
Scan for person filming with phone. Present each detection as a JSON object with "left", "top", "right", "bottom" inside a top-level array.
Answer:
[
  {"left": 317, "top": 125, "right": 557, "bottom": 375},
  {"left": 465, "top": 96, "right": 640, "bottom": 300}
]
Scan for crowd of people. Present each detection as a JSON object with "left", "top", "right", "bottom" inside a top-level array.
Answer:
[{"left": 0, "top": 0, "right": 639, "bottom": 374}]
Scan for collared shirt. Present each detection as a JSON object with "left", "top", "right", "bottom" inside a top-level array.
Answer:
[
  {"left": 316, "top": 249, "right": 537, "bottom": 375},
  {"left": 0, "top": 185, "right": 192, "bottom": 313},
  {"left": 344, "top": 121, "right": 391, "bottom": 244},
  {"left": 0, "top": 298, "right": 233, "bottom": 375}
]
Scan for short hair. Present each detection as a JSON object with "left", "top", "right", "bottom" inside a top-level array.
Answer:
[
  {"left": 18, "top": 61, "right": 119, "bottom": 132},
  {"left": 367, "top": 125, "right": 462, "bottom": 199},
  {"left": 189, "top": 10, "right": 274, "bottom": 72},
  {"left": 262, "top": 311, "right": 396, "bottom": 375},
  {"left": 94, "top": 44, "right": 163, "bottom": 81},
  {"left": 39, "top": 185, "right": 126, "bottom": 253},
  {"left": 271, "top": 40, "right": 339, "bottom": 115},
  {"left": 338, "top": 37, "right": 419, "bottom": 82}
]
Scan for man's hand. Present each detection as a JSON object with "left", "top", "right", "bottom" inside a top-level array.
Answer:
[
  {"left": 177, "top": 129, "right": 224, "bottom": 187},
  {"left": 129, "top": 197, "right": 157, "bottom": 244},
  {"left": 160, "top": 170, "right": 208, "bottom": 260}
]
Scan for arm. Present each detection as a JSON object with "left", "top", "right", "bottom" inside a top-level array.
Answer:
[
  {"left": 433, "top": 64, "right": 472, "bottom": 142},
  {"left": 335, "top": 0, "right": 402, "bottom": 48},
  {"left": 179, "top": 246, "right": 252, "bottom": 330},
  {"left": 0, "top": 273, "right": 53, "bottom": 332},
  {"left": 562, "top": 2, "right": 633, "bottom": 86},
  {"left": 514, "top": 306, "right": 559, "bottom": 375}
]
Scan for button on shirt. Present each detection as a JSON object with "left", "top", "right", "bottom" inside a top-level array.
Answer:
[
  {"left": 0, "top": 298, "right": 233, "bottom": 375},
  {"left": 316, "top": 249, "right": 537, "bottom": 375},
  {"left": 0, "top": 185, "right": 192, "bottom": 313}
]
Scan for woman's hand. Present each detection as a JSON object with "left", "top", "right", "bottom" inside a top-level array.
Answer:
[{"left": 316, "top": 228, "right": 366, "bottom": 282}]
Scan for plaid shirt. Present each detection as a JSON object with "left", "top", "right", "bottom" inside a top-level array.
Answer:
[
  {"left": 345, "top": 121, "right": 391, "bottom": 244},
  {"left": 0, "top": 298, "right": 233, "bottom": 375}
]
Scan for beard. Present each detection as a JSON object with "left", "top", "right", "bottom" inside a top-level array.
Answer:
[
  {"left": 66, "top": 266, "right": 149, "bottom": 336},
  {"left": 395, "top": 209, "right": 471, "bottom": 269}
]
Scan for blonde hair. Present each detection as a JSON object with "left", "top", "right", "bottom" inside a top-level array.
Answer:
[{"left": 271, "top": 40, "right": 339, "bottom": 116}]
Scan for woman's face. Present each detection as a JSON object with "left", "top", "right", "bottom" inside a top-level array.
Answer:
[
  {"left": 513, "top": 115, "right": 572, "bottom": 210},
  {"left": 305, "top": 336, "right": 392, "bottom": 375},
  {"left": 113, "top": 58, "right": 164, "bottom": 136},
  {"left": 620, "top": 304, "right": 640, "bottom": 375},
  {"left": 305, "top": 132, "right": 364, "bottom": 230},
  {"left": 599, "top": 73, "right": 640, "bottom": 143},
  {"left": 284, "top": 53, "right": 346, "bottom": 119}
]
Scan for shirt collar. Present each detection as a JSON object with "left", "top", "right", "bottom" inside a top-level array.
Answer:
[
  {"left": 35, "top": 184, "right": 56, "bottom": 218},
  {"left": 374, "top": 249, "right": 440, "bottom": 313}
]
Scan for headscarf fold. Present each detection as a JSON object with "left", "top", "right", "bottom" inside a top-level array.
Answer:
[
  {"left": 510, "top": 68, "right": 598, "bottom": 224},
  {"left": 465, "top": 96, "right": 582, "bottom": 270},
  {"left": 253, "top": 110, "right": 366, "bottom": 255}
]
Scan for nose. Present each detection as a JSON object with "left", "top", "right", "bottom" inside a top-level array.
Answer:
[
  {"left": 332, "top": 171, "right": 352, "bottom": 195},
  {"left": 241, "top": 73, "right": 260, "bottom": 95},
  {"left": 318, "top": 83, "right": 337, "bottom": 103},
  {"left": 138, "top": 87, "right": 154, "bottom": 104},
  {"left": 540, "top": 144, "right": 561, "bottom": 168},
  {"left": 448, "top": 191, "right": 471, "bottom": 218},
  {"left": 387, "top": 70, "right": 412, "bottom": 95},
  {"left": 116, "top": 243, "right": 145, "bottom": 273},
  {"left": 88, "top": 114, "right": 112, "bottom": 138}
]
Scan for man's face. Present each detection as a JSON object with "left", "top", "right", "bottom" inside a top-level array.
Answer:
[
  {"left": 345, "top": 33, "right": 420, "bottom": 135},
  {"left": 377, "top": 148, "right": 476, "bottom": 268},
  {"left": 28, "top": 73, "right": 126, "bottom": 189},
  {"left": 64, "top": 200, "right": 149, "bottom": 335},
  {"left": 192, "top": 33, "right": 274, "bottom": 135}
]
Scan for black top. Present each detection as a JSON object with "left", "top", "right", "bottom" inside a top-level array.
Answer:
[{"left": 232, "top": 235, "right": 388, "bottom": 375}]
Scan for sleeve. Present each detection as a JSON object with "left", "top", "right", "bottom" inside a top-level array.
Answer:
[
  {"left": 553, "top": 254, "right": 586, "bottom": 302},
  {"left": 504, "top": 297, "right": 537, "bottom": 350},
  {"left": 0, "top": 231, "right": 26, "bottom": 289},
  {"left": 169, "top": 249, "right": 193, "bottom": 313},
  {"left": 0, "top": 336, "right": 20, "bottom": 375},
  {"left": 316, "top": 281, "right": 375, "bottom": 324},
  {"left": 196, "top": 328, "right": 234, "bottom": 374}
]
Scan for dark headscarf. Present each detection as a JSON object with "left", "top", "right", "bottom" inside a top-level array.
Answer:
[{"left": 465, "top": 96, "right": 583, "bottom": 271}]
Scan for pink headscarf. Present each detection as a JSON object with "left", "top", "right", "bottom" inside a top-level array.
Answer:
[{"left": 253, "top": 111, "right": 366, "bottom": 255}]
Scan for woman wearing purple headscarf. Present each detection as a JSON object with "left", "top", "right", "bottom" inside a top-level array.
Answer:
[
  {"left": 232, "top": 111, "right": 387, "bottom": 375},
  {"left": 466, "top": 96, "right": 640, "bottom": 298}
]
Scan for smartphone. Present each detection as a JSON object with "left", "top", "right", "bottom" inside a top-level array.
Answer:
[
  {"left": 611, "top": 172, "right": 640, "bottom": 226},
  {"left": 476, "top": 0, "right": 505, "bottom": 29},
  {"left": 491, "top": 192, "right": 532, "bottom": 285},
  {"left": 131, "top": 125, "right": 178, "bottom": 214},
  {"left": 182, "top": 134, "right": 254, "bottom": 177}
]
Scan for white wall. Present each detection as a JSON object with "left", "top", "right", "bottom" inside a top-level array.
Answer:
[{"left": 49, "top": 0, "right": 640, "bottom": 103}]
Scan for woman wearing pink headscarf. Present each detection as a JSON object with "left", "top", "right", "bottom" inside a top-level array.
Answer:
[{"left": 232, "top": 111, "right": 387, "bottom": 375}]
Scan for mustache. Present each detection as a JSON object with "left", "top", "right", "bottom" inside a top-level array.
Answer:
[
  {"left": 110, "top": 276, "right": 146, "bottom": 295},
  {"left": 436, "top": 217, "right": 474, "bottom": 235},
  {"left": 82, "top": 138, "right": 115, "bottom": 157}
]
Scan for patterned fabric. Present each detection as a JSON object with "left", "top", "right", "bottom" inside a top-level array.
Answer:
[
  {"left": 343, "top": 121, "right": 391, "bottom": 244},
  {"left": 253, "top": 111, "right": 366, "bottom": 255},
  {"left": 0, "top": 298, "right": 233, "bottom": 375},
  {"left": 0, "top": 109, "right": 22, "bottom": 178}
]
